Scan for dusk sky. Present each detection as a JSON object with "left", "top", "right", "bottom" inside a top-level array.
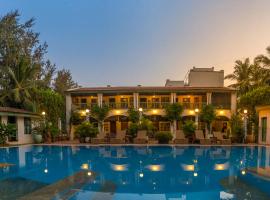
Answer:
[{"left": 1, "top": 0, "right": 270, "bottom": 86}]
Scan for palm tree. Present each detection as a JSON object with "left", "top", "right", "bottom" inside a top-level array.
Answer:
[
  {"left": 255, "top": 46, "right": 270, "bottom": 67},
  {"left": 91, "top": 105, "right": 110, "bottom": 133},
  {"left": 164, "top": 103, "right": 183, "bottom": 139},
  {"left": 254, "top": 46, "right": 270, "bottom": 85},
  {"left": 0, "top": 57, "right": 39, "bottom": 110},
  {"left": 225, "top": 58, "right": 252, "bottom": 95}
]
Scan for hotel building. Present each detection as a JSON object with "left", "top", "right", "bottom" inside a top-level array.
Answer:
[{"left": 66, "top": 67, "right": 237, "bottom": 139}]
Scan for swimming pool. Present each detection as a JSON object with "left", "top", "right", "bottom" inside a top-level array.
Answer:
[{"left": 0, "top": 145, "right": 270, "bottom": 200}]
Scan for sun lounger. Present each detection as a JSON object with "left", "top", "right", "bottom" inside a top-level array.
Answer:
[
  {"left": 213, "top": 131, "right": 231, "bottom": 145},
  {"left": 92, "top": 132, "right": 107, "bottom": 144},
  {"left": 195, "top": 130, "right": 211, "bottom": 145},
  {"left": 174, "top": 130, "right": 188, "bottom": 144},
  {"left": 110, "top": 130, "right": 126, "bottom": 144},
  {"left": 133, "top": 130, "right": 148, "bottom": 144}
]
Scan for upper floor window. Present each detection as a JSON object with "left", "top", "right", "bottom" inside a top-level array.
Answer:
[{"left": 24, "top": 117, "right": 32, "bottom": 135}]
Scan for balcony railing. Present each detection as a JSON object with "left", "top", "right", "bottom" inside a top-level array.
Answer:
[
  {"left": 72, "top": 102, "right": 231, "bottom": 111},
  {"left": 103, "top": 102, "right": 133, "bottom": 109},
  {"left": 139, "top": 102, "right": 171, "bottom": 109}
]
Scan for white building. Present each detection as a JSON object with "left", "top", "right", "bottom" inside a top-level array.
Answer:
[{"left": 0, "top": 107, "right": 39, "bottom": 145}]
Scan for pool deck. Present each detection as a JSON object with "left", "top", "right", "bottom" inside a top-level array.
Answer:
[
  {"left": 1, "top": 140, "right": 269, "bottom": 148},
  {"left": 36, "top": 140, "right": 269, "bottom": 147}
]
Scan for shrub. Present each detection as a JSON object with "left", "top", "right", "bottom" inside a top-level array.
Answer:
[
  {"left": 183, "top": 120, "right": 196, "bottom": 137},
  {"left": 75, "top": 122, "right": 98, "bottom": 140},
  {"left": 49, "top": 125, "right": 60, "bottom": 141},
  {"left": 127, "top": 123, "right": 138, "bottom": 139},
  {"left": 128, "top": 108, "right": 140, "bottom": 123},
  {"left": 0, "top": 123, "right": 16, "bottom": 145},
  {"left": 70, "top": 111, "right": 83, "bottom": 125},
  {"left": 230, "top": 114, "right": 244, "bottom": 142},
  {"left": 155, "top": 132, "right": 173, "bottom": 144}
]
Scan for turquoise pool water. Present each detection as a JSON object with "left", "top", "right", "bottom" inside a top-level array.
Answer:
[{"left": 0, "top": 145, "right": 270, "bottom": 200}]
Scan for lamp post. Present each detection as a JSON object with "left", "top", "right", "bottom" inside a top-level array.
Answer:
[
  {"left": 195, "top": 108, "right": 199, "bottom": 129},
  {"left": 243, "top": 109, "right": 248, "bottom": 143},
  {"left": 139, "top": 107, "right": 143, "bottom": 123},
  {"left": 85, "top": 109, "right": 90, "bottom": 122},
  {"left": 41, "top": 111, "right": 46, "bottom": 124}
]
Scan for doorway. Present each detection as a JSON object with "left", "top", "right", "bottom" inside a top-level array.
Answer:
[{"left": 110, "top": 121, "right": 117, "bottom": 135}]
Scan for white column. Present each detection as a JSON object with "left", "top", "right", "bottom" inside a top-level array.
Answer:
[
  {"left": 66, "top": 94, "right": 72, "bottom": 139},
  {"left": 133, "top": 93, "right": 139, "bottom": 109},
  {"left": 231, "top": 92, "right": 237, "bottom": 114},
  {"left": 170, "top": 93, "right": 176, "bottom": 103},
  {"left": 206, "top": 92, "right": 212, "bottom": 105},
  {"left": 98, "top": 93, "right": 103, "bottom": 107}
]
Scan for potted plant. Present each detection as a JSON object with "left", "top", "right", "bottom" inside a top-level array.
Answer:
[
  {"left": 155, "top": 131, "right": 173, "bottom": 144},
  {"left": 75, "top": 122, "right": 98, "bottom": 143},
  {"left": 32, "top": 123, "right": 44, "bottom": 144},
  {"left": 183, "top": 120, "right": 196, "bottom": 141}
]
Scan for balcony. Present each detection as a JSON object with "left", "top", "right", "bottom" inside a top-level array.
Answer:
[
  {"left": 72, "top": 102, "right": 231, "bottom": 111},
  {"left": 139, "top": 102, "right": 171, "bottom": 109}
]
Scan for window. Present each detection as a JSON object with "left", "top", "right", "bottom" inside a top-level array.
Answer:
[
  {"left": 80, "top": 98, "right": 87, "bottom": 109},
  {"left": 24, "top": 117, "right": 32, "bottom": 135}
]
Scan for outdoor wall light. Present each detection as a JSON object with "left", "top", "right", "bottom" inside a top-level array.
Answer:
[
  {"left": 44, "top": 169, "right": 48, "bottom": 173},
  {"left": 189, "top": 110, "right": 195, "bottom": 115},
  {"left": 244, "top": 109, "right": 248, "bottom": 114},
  {"left": 195, "top": 108, "right": 199, "bottom": 113},
  {"left": 152, "top": 109, "right": 158, "bottom": 114},
  {"left": 87, "top": 171, "right": 92, "bottom": 176},
  {"left": 139, "top": 108, "right": 143, "bottom": 112},
  {"left": 241, "top": 170, "right": 246, "bottom": 175},
  {"left": 193, "top": 172, "right": 198, "bottom": 177},
  {"left": 85, "top": 109, "right": 90, "bottom": 113},
  {"left": 139, "top": 173, "right": 144, "bottom": 178},
  {"left": 41, "top": 111, "right": 46, "bottom": 116}
]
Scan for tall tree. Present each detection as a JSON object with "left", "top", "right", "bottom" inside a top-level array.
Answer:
[
  {"left": 0, "top": 10, "right": 52, "bottom": 110},
  {"left": 225, "top": 58, "right": 252, "bottom": 95},
  {"left": 53, "top": 69, "right": 78, "bottom": 96},
  {"left": 0, "top": 56, "right": 39, "bottom": 110}
]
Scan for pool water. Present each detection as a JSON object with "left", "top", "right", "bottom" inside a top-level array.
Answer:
[{"left": 0, "top": 145, "right": 270, "bottom": 200}]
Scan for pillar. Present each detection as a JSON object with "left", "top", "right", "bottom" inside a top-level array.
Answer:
[
  {"left": 206, "top": 92, "right": 212, "bottom": 105},
  {"left": 66, "top": 94, "right": 72, "bottom": 139},
  {"left": 133, "top": 93, "right": 139, "bottom": 109},
  {"left": 170, "top": 93, "right": 176, "bottom": 103},
  {"left": 98, "top": 93, "right": 103, "bottom": 107},
  {"left": 231, "top": 92, "right": 237, "bottom": 114}
]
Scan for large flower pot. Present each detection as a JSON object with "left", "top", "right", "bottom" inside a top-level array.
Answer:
[{"left": 33, "top": 134, "right": 43, "bottom": 144}]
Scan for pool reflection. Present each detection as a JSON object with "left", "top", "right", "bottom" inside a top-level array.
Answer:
[{"left": 0, "top": 146, "right": 270, "bottom": 199}]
